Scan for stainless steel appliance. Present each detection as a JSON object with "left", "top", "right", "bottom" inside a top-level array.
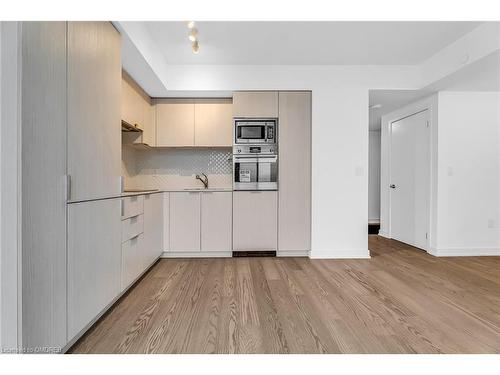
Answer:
[
  {"left": 233, "top": 154, "right": 278, "bottom": 191},
  {"left": 233, "top": 119, "right": 279, "bottom": 191},
  {"left": 234, "top": 118, "right": 277, "bottom": 144}
]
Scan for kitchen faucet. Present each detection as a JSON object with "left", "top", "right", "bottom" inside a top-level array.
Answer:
[{"left": 196, "top": 173, "right": 209, "bottom": 189}]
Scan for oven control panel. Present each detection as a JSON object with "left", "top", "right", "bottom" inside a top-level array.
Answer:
[{"left": 233, "top": 144, "right": 276, "bottom": 155}]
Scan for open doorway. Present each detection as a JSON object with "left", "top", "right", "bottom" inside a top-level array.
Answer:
[{"left": 368, "top": 89, "right": 434, "bottom": 253}]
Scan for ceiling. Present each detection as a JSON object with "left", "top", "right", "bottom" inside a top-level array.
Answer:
[
  {"left": 368, "top": 50, "right": 500, "bottom": 131},
  {"left": 145, "top": 21, "right": 480, "bottom": 65}
]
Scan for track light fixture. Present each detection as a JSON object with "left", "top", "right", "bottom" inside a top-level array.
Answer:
[{"left": 187, "top": 21, "right": 200, "bottom": 54}]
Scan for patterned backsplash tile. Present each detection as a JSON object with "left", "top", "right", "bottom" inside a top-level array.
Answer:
[{"left": 122, "top": 147, "right": 233, "bottom": 190}]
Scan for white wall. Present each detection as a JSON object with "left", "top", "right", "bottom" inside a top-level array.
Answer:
[
  {"left": 380, "top": 91, "right": 500, "bottom": 256},
  {"left": 434, "top": 91, "right": 500, "bottom": 255},
  {"left": 368, "top": 130, "right": 381, "bottom": 223},
  {"left": 159, "top": 65, "right": 420, "bottom": 258}
]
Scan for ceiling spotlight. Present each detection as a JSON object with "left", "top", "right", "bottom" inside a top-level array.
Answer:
[
  {"left": 188, "top": 28, "right": 198, "bottom": 42},
  {"left": 187, "top": 21, "right": 195, "bottom": 29},
  {"left": 369, "top": 104, "right": 382, "bottom": 110},
  {"left": 192, "top": 40, "right": 200, "bottom": 54}
]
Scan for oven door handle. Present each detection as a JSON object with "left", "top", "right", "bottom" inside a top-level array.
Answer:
[{"left": 233, "top": 156, "right": 277, "bottom": 163}]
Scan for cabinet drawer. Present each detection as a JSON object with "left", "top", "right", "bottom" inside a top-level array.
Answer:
[
  {"left": 122, "top": 214, "right": 144, "bottom": 243},
  {"left": 121, "top": 195, "right": 144, "bottom": 219},
  {"left": 121, "top": 234, "right": 144, "bottom": 290}
]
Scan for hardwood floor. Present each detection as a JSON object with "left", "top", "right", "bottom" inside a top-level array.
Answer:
[{"left": 69, "top": 236, "right": 500, "bottom": 354}]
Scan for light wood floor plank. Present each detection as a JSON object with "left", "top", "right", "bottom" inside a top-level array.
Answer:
[{"left": 69, "top": 236, "right": 500, "bottom": 354}]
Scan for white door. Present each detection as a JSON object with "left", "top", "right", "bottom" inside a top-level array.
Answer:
[{"left": 390, "top": 110, "right": 430, "bottom": 250}]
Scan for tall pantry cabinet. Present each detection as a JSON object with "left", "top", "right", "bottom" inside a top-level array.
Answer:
[
  {"left": 278, "top": 92, "right": 312, "bottom": 254},
  {"left": 20, "top": 21, "right": 122, "bottom": 352}
]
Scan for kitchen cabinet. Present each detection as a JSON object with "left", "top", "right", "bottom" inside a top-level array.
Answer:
[
  {"left": 143, "top": 193, "right": 164, "bottom": 264},
  {"left": 20, "top": 21, "right": 68, "bottom": 351},
  {"left": 67, "top": 21, "right": 122, "bottom": 201},
  {"left": 169, "top": 192, "right": 201, "bottom": 251},
  {"left": 233, "top": 191, "right": 278, "bottom": 251},
  {"left": 156, "top": 100, "right": 195, "bottom": 147},
  {"left": 194, "top": 99, "right": 233, "bottom": 146},
  {"left": 232, "top": 91, "right": 279, "bottom": 118},
  {"left": 278, "top": 92, "right": 311, "bottom": 253},
  {"left": 67, "top": 199, "right": 122, "bottom": 341},
  {"left": 122, "top": 71, "right": 155, "bottom": 146},
  {"left": 201, "top": 192, "right": 232, "bottom": 251}
]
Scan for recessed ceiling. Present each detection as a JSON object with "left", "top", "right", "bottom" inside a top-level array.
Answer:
[{"left": 144, "top": 21, "right": 481, "bottom": 65}]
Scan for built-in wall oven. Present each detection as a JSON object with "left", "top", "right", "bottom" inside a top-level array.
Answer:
[{"left": 233, "top": 126, "right": 278, "bottom": 191}]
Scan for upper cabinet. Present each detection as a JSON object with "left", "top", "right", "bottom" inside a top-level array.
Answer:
[
  {"left": 121, "top": 71, "right": 155, "bottom": 146},
  {"left": 67, "top": 22, "right": 122, "bottom": 201},
  {"left": 155, "top": 99, "right": 232, "bottom": 147},
  {"left": 194, "top": 99, "right": 233, "bottom": 146},
  {"left": 232, "top": 91, "right": 279, "bottom": 118},
  {"left": 156, "top": 100, "right": 195, "bottom": 147}
]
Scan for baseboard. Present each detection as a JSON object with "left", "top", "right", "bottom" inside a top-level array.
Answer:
[
  {"left": 161, "top": 251, "right": 232, "bottom": 258},
  {"left": 277, "top": 250, "right": 310, "bottom": 257},
  {"left": 309, "top": 249, "right": 371, "bottom": 259},
  {"left": 378, "top": 231, "right": 391, "bottom": 239},
  {"left": 429, "top": 247, "right": 500, "bottom": 257}
]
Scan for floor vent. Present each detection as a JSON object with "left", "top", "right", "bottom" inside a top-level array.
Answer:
[{"left": 232, "top": 251, "right": 276, "bottom": 257}]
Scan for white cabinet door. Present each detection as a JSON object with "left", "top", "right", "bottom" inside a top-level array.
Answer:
[
  {"left": 21, "top": 21, "right": 67, "bottom": 351},
  {"left": 67, "top": 199, "right": 121, "bottom": 340},
  {"left": 233, "top": 191, "right": 277, "bottom": 251},
  {"left": 169, "top": 192, "right": 201, "bottom": 251},
  {"left": 232, "top": 91, "right": 279, "bottom": 118},
  {"left": 67, "top": 22, "right": 122, "bottom": 201},
  {"left": 156, "top": 100, "right": 195, "bottom": 147},
  {"left": 194, "top": 100, "right": 233, "bottom": 146},
  {"left": 143, "top": 193, "right": 164, "bottom": 264},
  {"left": 201, "top": 192, "right": 232, "bottom": 251},
  {"left": 278, "top": 92, "right": 311, "bottom": 252}
]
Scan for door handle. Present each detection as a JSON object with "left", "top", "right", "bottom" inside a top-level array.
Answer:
[{"left": 390, "top": 184, "right": 396, "bottom": 189}]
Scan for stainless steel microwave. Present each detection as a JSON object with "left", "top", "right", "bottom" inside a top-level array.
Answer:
[{"left": 234, "top": 118, "right": 277, "bottom": 144}]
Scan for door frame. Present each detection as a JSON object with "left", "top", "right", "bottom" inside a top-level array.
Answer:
[{"left": 380, "top": 94, "right": 438, "bottom": 253}]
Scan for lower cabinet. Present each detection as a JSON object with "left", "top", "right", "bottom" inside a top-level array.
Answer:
[
  {"left": 169, "top": 192, "right": 201, "bottom": 251},
  {"left": 233, "top": 191, "right": 278, "bottom": 251},
  {"left": 67, "top": 199, "right": 122, "bottom": 341},
  {"left": 143, "top": 193, "right": 164, "bottom": 264},
  {"left": 168, "top": 191, "right": 232, "bottom": 252},
  {"left": 121, "top": 234, "right": 145, "bottom": 289},
  {"left": 201, "top": 192, "right": 232, "bottom": 251}
]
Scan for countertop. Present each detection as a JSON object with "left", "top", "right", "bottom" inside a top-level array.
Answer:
[{"left": 121, "top": 187, "right": 233, "bottom": 197}]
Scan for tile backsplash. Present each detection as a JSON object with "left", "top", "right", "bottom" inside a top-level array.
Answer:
[{"left": 122, "top": 146, "right": 233, "bottom": 190}]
